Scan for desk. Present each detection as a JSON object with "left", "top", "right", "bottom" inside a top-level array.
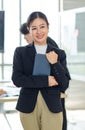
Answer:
[
  {"left": 0, "top": 96, "right": 18, "bottom": 103},
  {"left": 0, "top": 96, "right": 18, "bottom": 130}
]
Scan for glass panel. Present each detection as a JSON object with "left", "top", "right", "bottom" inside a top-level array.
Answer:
[
  {"left": 63, "top": 0, "right": 85, "bottom": 10},
  {"left": 3, "top": 0, "right": 19, "bottom": 64},
  {"left": 0, "top": 0, "right": 1, "bottom": 9},
  {"left": 0, "top": 53, "right": 2, "bottom": 63},
  {"left": 60, "top": 7, "right": 85, "bottom": 81},
  {"left": 4, "top": 66, "right": 12, "bottom": 81}
]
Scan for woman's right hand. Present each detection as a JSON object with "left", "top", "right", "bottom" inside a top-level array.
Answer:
[{"left": 48, "top": 76, "right": 58, "bottom": 87}]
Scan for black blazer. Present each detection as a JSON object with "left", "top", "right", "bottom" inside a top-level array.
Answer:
[{"left": 12, "top": 43, "right": 70, "bottom": 113}]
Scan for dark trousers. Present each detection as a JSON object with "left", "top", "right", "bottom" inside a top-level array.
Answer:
[{"left": 61, "top": 98, "right": 67, "bottom": 130}]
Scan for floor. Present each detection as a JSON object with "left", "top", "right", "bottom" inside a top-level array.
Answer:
[
  {"left": 67, "top": 110, "right": 85, "bottom": 130},
  {"left": 0, "top": 112, "right": 22, "bottom": 130}
]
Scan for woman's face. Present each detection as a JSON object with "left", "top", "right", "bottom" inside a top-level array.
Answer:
[{"left": 29, "top": 18, "right": 49, "bottom": 45}]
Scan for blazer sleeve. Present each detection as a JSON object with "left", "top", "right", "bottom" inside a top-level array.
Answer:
[
  {"left": 12, "top": 47, "right": 48, "bottom": 88},
  {"left": 50, "top": 49, "right": 71, "bottom": 92}
]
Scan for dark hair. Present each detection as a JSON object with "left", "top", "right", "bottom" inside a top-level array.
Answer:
[
  {"left": 27, "top": 11, "right": 49, "bottom": 28},
  {"left": 20, "top": 23, "right": 29, "bottom": 35}
]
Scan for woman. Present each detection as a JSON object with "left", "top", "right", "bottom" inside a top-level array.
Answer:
[{"left": 12, "top": 11, "right": 70, "bottom": 130}]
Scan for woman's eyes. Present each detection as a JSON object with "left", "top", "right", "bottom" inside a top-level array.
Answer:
[
  {"left": 40, "top": 25, "right": 45, "bottom": 29},
  {"left": 32, "top": 28, "right": 36, "bottom": 30},
  {"left": 31, "top": 25, "right": 45, "bottom": 30}
]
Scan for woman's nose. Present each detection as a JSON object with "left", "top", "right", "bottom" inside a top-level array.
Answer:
[{"left": 37, "top": 28, "right": 41, "bottom": 33}]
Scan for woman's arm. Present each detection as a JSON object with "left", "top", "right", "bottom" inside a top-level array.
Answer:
[{"left": 46, "top": 49, "right": 71, "bottom": 92}]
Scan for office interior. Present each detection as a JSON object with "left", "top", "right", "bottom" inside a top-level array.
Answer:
[{"left": 0, "top": 0, "right": 85, "bottom": 130}]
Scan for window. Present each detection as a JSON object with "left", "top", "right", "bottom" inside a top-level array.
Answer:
[{"left": 60, "top": 8, "right": 85, "bottom": 81}]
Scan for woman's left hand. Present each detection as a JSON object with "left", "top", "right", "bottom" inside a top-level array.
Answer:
[{"left": 46, "top": 51, "right": 58, "bottom": 64}]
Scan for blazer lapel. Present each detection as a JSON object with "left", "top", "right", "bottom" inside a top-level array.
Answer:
[
  {"left": 46, "top": 43, "right": 54, "bottom": 53},
  {"left": 27, "top": 43, "right": 36, "bottom": 63}
]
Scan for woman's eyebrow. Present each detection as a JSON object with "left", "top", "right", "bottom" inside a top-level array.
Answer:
[{"left": 31, "top": 23, "right": 45, "bottom": 28}]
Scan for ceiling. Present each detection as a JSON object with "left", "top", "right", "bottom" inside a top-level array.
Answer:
[{"left": 63, "top": 0, "right": 85, "bottom": 10}]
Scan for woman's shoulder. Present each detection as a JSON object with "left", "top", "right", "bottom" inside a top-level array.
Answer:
[
  {"left": 15, "top": 43, "right": 34, "bottom": 51},
  {"left": 48, "top": 43, "right": 65, "bottom": 53}
]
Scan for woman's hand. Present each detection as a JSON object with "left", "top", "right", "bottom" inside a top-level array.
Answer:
[
  {"left": 48, "top": 76, "right": 58, "bottom": 87},
  {"left": 46, "top": 51, "right": 58, "bottom": 64}
]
